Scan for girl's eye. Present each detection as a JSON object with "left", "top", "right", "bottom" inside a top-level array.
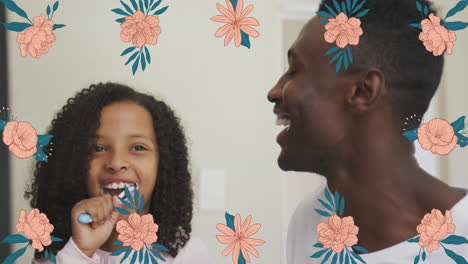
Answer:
[
  {"left": 94, "top": 146, "right": 104, "bottom": 152},
  {"left": 133, "top": 145, "right": 147, "bottom": 151}
]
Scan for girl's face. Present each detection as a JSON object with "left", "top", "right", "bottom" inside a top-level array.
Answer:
[{"left": 87, "top": 101, "right": 159, "bottom": 217}]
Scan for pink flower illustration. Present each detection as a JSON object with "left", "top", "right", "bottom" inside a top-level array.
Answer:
[
  {"left": 216, "top": 214, "right": 265, "bottom": 264},
  {"left": 2, "top": 121, "right": 38, "bottom": 159},
  {"left": 417, "top": 118, "right": 458, "bottom": 155},
  {"left": 16, "top": 13, "right": 56, "bottom": 58},
  {"left": 419, "top": 14, "right": 457, "bottom": 56},
  {"left": 210, "top": 0, "right": 260, "bottom": 47},
  {"left": 316, "top": 214, "right": 359, "bottom": 253},
  {"left": 116, "top": 213, "right": 159, "bottom": 251},
  {"left": 324, "top": 12, "right": 363, "bottom": 48},
  {"left": 16, "top": 209, "right": 54, "bottom": 252},
  {"left": 120, "top": 10, "right": 161, "bottom": 48},
  {"left": 417, "top": 209, "right": 455, "bottom": 253}
]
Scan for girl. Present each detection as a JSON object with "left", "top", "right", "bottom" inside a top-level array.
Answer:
[{"left": 25, "top": 82, "right": 213, "bottom": 263}]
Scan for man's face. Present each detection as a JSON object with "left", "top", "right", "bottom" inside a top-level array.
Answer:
[{"left": 267, "top": 16, "right": 348, "bottom": 173}]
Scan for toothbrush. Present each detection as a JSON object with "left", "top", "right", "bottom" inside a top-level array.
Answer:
[{"left": 77, "top": 184, "right": 136, "bottom": 224}]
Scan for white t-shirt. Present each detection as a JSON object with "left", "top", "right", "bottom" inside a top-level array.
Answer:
[
  {"left": 287, "top": 182, "right": 468, "bottom": 264},
  {"left": 32, "top": 235, "right": 214, "bottom": 264}
]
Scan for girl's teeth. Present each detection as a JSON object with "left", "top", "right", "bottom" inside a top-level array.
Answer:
[{"left": 103, "top": 182, "right": 136, "bottom": 190}]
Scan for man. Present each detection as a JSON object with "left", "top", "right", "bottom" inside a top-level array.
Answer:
[{"left": 267, "top": 0, "right": 468, "bottom": 263}]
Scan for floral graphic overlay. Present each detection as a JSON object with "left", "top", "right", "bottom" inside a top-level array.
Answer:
[
  {"left": 112, "top": 0, "right": 169, "bottom": 75},
  {"left": 0, "top": 0, "right": 66, "bottom": 58},
  {"left": 1, "top": 209, "right": 63, "bottom": 264},
  {"left": 316, "top": 0, "right": 369, "bottom": 73},
  {"left": 408, "top": 209, "right": 468, "bottom": 264},
  {"left": 216, "top": 212, "right": 265, "bottom": 264},
  {"left": 210, "top": 0, "right": 260, "bottom": 49},
  {"left": 310, "top": 187, "right": 368, "bottom": 264},
  {"left": 409, "top": 0, "right": 468, "bottom": 56},
  {"left": 403, "top": 115, "right": 468, "bottom": 155},
  {"left": 0, "top": 107, "right": 54, "bottom": 161},
  {"left": 111, "top": 185, "right": 169, "bottom": 264}
]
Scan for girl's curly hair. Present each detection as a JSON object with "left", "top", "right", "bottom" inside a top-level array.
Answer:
[{"left": 25, "top": 82, "right": 193, "bottom": 259}]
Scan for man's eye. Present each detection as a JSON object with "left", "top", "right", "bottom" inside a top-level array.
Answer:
[
  {"left": 133, "top": 145, "right": 147, "bottom": 151},
  {"left": 286, "top": 70, "right": 296, "bottom": 77}
]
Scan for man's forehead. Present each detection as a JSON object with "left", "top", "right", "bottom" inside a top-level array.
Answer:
[{"left": 290, "top": 16, "right": 327, "bottom": 63}]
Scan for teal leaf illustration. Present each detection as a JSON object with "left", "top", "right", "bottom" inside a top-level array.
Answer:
[
  {"left": 414, "top": 254, "right": 420, "bottom": 264},
  {"left": 350, "top": 251, "right": 365, "bottom": 263},
  {"left": 2, "top": 243, "right": 28, "bottom": 264},
  {"left": 456, "top": 132, "right": 468, "bottom": 147},
  {"left": 34, "top": 148, "right": 48, "bottom": 162},
  {"left": 130, "top": 250, "right": 138, "bottom": 263},
  {"left": 144, "top": 250, "right": 149, "bottom": 264},
  {"left": 310, "top": 249, "right": 329, "bottom": 258},
  {"left": 139, "top": 246, "right": 144, "bottom": 262},
  {"left": 144, "top": 46, "right": 151, "bottom": 64},
  {"left": 37, "top": 134, "right": 53, "bottom": 146},
  {"left": 53, "top": 1, "right": 59, "bottom": 12},
  {"left": 149, "top": 253, "right": 158, "bottom": 264},
  {"left": 316, "top": 11, "right": 334, "bottom": 18},
  {"left": 117, "top": 196, "right": 134, "bottom": 211},
  {"left": 329, "top": 50, "right": 343, "bottom": 65},
  {"left": 153, "top": 244, "right": 169, "bottom": 252},
  {"left": 116, "top": 17, "right": 125, "bottom": 23},
  {"left": 424, "top": 5, "right": 428, "bottom": 16},
  {"left": 134, "top": 186, "right": 140, "bottom": 209},
  {"left": 145, "top": 0, "right": 149, "bottom": 10},
  {"left": 113, "top": 240, "right": 124, "bottom": 246},
  {"left": 124, "top": 185, "right": 135, "bottom": 206},
  {"left": 1, "top": 22, "right": 31, "bottom": 32},
  {"left": 355, "top": 8, "right": 370, "bottom": 18},
  {"left": 422, "top": 250, "right": 426, "bottom": 261},
  {"left": 121, "top": 248, "right": 132, "bottom": 263},
  {"left": 240, "top": 30, "right": 251, "bottom": 49},
  {"left": 111, "top": 246, "right": 129, "bottom": 256},
  {"left": 0, "top": 0, "right": 29, "bottom": 20},
  {"left": 225, "top": 212, "right": 235, "bottom": 230},
  {"left": 345, "top": 254, "right": 350, "bottom": 264},
  {"left": 150, "top": 0, "right": 162, "bottom": 11},
  {"left": 346, "top": 0, "right": 351, "bottom": 13},
  {"left": 153, "top": 6, "right": 168, "bottom": 15},
  {"left": 121, "top": 0, "right": 134, "bottom": 14},
  {"left": 51, "top": 253, "right": 56, "bottom": 264},
  {"left": 132, "top": 54, "right": 140, "bottom": 75},
  {"left": 315, "top": 209, "right": 332, "bottom": 217},
  {"left": 353, "top": 246, "right": 368, "bottom": 254},
  {"left": 333, "top": 0, "right": 341, "bottom": 13},
  {"left": 352, "top": 0, "right": 358, "bottom": 9},
  {"left": 347, "top": 47, "right": 353, "bottom": 63},
  {"left": 325, "top": 46, "right": 340, "bottom": 56},
  {"left": 50, "top": 236, "right": 63, "bottom": 242},
  {"left": 52, "top": 24, "right": 66, "bottom": 30},
  {"left": 409, "top": 23, "right": 422, "bottom": 29},
  {"left": 445, "top": 0, "right": 468, "bottom": 20},
  {"left": 320, "top": 19, "right": 329, "bottom": 25},
  {"left": 46, "top": 5, "right": 51, "bottom": 17},
  {"left": 352, "top": 0, "right": 366, "bottom": 14},
  {"left": 1, "top": 234, "right": 29, "bottom": 244},
  {"left": 334, "top": 191, "right": 340, "bottom": 213},
  {"left": 230, "top": 0, "right": 238, "bottom": 10},
  {"left": 350, "top": 256, "right": 358, "bottom": 264},
  {"left": 238, "top": 251, "right": 247, "bottom": 264},
  {"left": 313, "top": 243, "right": 324, "bottom": 248},
  {"left": 444, "top": 247, "right": 468, "bottom": 264},
  {"left": 342, "top": 2, "right": 347, "bottom": 16},
  {"left": 451, "top": 116, "right": 465, "bottom": 132},
  {"left": 340, "top": 197, "right": 345, "bottom": 216},
  {"left": 336, "top": 56, "right": 344, "bottom": 73},
  {"left": 407, "top": 236, "right": 420, "bottom": 243},
  {"left": 443, "top": 21, "right": 468, "bottom": 31},
  {"left": 139, "top": 0, "right": 145, "bottom": 13},
  {"left": 441, "top": 235, "right": 468, "bottom": 245},
  {"left": 45, "top": 248, "right": 49, "bottom": 259},
  {"left": 121, "top": 46, "right": 136, "bottom": 56},
  {"left": 403, "top": 129, "right": 418, "bottom": 142},
  {"left": 139, "top": 195, "right": 144, "bottom": 214},
  {"left": 416, "top": 1, "right": 422, "bottom": 12},
  {"left": 111, "top": 8, "right": 131, "bottom": 16},
  {"left": 322, "top": 250, "right": 333, "bottom": 263},
  {"left": 318, "top": 198, "right": 334, "bottom": 212},
  {"left": 115, "top": 206, "right": 131, "bottom": 215},
  {"left": 130, "top": 0, "right": 139, "bottom": 11},
  {"left": 339, "top": 250, "right": 344, "bottom": 263},
  {"left": 150, "top": 248, "right": 166, "bottom": 261},
  {"left": 324, "top": 3, "right": 337, "bottom": 17},
  {"left": 324, "top": 187, "right": 335, "bottom": 209},
  {"left": 344, "top": 49, "right": 349, "bottom": 70},
  {"left": 331, "top": 252, "right": 338, "bottom": 264}
]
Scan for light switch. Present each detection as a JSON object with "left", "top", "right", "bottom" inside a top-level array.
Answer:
[{"left": 199, "top": 169, "right": 226, "bottom": 211}]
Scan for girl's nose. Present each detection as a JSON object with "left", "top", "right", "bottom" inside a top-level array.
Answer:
[{"left": 105, "top": 151, "right": 129, "bottom": 171}]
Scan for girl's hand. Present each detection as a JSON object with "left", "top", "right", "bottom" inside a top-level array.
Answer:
[{"left": 71, "top": 194, "right": 120, "bottom": 258}]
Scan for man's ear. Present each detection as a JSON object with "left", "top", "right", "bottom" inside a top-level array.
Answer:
[{"left": 346, "top": 69, "right": 385, "bottom": 113}]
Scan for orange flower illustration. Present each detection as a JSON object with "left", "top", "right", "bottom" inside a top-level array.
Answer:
[
  {"left": 116, "top": 213, "right": 159, "bottom": 251},
  {"left": 324, "top": 12, "right": 363, "bottom": 48},
  {"left": 417, "top": 209, "right": 455, "bottom": 253},
  {"left": 120, "top": 10, "right": 161, "bottom": 48},
  {"left": 419, "top": 14, "right": 457, "bottom": 56},
  {"left": 16, "top": 14, "right": 56, "bottom": 58},
  {"left": 417, "top": 118, "right": 458, "bottom": 155},
  {"left": 316, "top": 214, "right": 359, "bottom": 253},
  {"left": 2, "top": 121, "right": 38, "bottom": 159},
  {"left": 15, "top": 209, "right": 54, "bottom": 252},
  {"left": 210, "top": 0, "right": 260, "bottom": 47},
  {"left": 216, "top": 214, "right": 265, "bottom": 264}
]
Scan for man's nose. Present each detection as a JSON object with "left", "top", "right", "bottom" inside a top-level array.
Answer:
[{"left": 267, "top": 80, "right": 282, "bottom": 103}]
